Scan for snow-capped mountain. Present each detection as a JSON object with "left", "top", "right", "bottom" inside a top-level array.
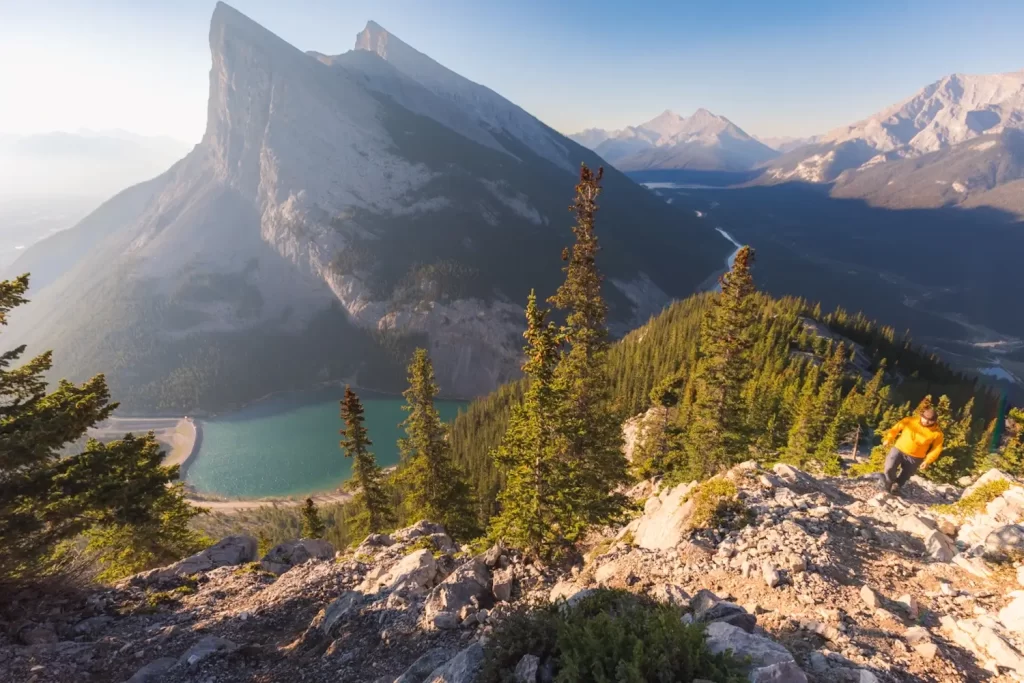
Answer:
[
  {"left": 831, "top": 128, "right": 1024, "bottom": 216},
  {"left": 764, "top": 70, "right": 1024, "bottom": 183},
  {"left": 5, "top": 3, "right": 726, "bottom": 412},
  {"left": 570, "top": 109, "right": 779, "bottom": 172}
]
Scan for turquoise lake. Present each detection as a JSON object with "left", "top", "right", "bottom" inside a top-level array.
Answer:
[{"left": 185, "top": 387, "right": 465, "bottom": 498}]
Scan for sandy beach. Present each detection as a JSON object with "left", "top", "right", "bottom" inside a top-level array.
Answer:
[
  {"left": 88, "top": 416, "right": 198, "bottom": 468},
  {"left": 184, "top": 491, "right": 353, "bottom": 512},
  {"left": 91, "top": 416, "right": 353, "bottom": 513}
]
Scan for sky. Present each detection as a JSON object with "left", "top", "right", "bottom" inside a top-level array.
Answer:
[{"left": 1, "top": 0, "right": 1023, "bottom": 144}]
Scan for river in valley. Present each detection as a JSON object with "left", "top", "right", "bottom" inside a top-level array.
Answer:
[{"left": 185, "top": 387, "right": 465, "bottom": 499}]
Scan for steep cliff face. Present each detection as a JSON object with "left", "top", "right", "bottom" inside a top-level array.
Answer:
[{"left": 6, "top": 3, "right": 726, "bottom": 410}]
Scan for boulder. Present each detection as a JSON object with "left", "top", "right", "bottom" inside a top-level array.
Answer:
[
  {"left": 73, "top": 615, "right": 114, "bottom": 636},
  {"left": 999, "top": 594, "right": 1024, "bottom": 634},
  {"left": 632, "top": 480, "right": 696, "bottom": 550},
  {"left": 594, "top": 558, "right": 622, "bottom": 585},
  {"left": 425, "top": 642, "right": 485, "bottom": 683},
  {"left": 973, "top": 625, "right": 1024, "bottom": 674},
  {"left": 492, "top": 567, "right": 514, "bottom": 602},
  {"left": 897, "top": 514, "right": 938, "bottom": 540},
  {"left": 178, "top": 636, "right": 238, "bottom": 667},
  {"left": 483, "top": 544, "right": 504, "bottom": 567},
  {"left": 390, "top": 549, "right": 441, "bottom": 592},
  {"left": 860, "top": 585, "right": 882, "bottom": 610},
  {"left": 132, "top": 535, "right": 256, "bottom": 584},
  {"left": 952, "top": 554, "right": 993, "bottom": 578},
  {"left": 423, "top": 558, "right": 491, "bottom": 627},
  {"left": 514, "top": 654, "right": 540, "bottom": 683},
  {"left": 315, "top": 591, "right": 363, "bottom": 636},
  {"left": 771, "top": 463, "right": 848, "bottom": 503},
  {"left": 704, "top": 621, "right": 807, "bottom": 683},
  {"left": 925, "top": 530, "right": 957, "bottom": 562},
  {"left": 691, "top": 589, "right": 756, "bottom": 633},
  {"left": 260, "top": 538, "right": 335, "bottom": 575},
  {"left": 126, "top": 657, "right": 177, "bottom": 683},
  {"left": 897, "top": 594, "right": 919, "bottom": 620},
  {"left": 985, "top": 524, "right": 1024, "bottom": 558},
  {"left": 763, "top": 563, "right": 782, "bottom": 588},
  {"left": 394, "top": 520, "right": 448, "bottom": 543},
  {"left": 958, "top": 487, "right": 1024, "bottom": 548},
  {"left": 394, "top": 648, "right": 452, "bottom": 683}
]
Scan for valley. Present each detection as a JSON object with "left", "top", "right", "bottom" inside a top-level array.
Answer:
[{"left": 638, "top": 173, "right": 1024, "bottom": 395}]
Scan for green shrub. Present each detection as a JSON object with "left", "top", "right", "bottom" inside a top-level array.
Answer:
[
  {"left": 479, "top": 589, "right": 747, "bottom": 683},
  {"left": 932, "top": 479, "right": 1011, "bottom": 519},
  {"left": 685, "top": 479, "right": 752, "bottom": 530}
]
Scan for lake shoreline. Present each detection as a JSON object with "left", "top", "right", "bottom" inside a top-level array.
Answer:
[{"left": 182, "top": 387, "right": 466, "bottom": 501}]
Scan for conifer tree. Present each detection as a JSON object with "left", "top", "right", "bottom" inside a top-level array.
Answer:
[
  {"left": 543, "top": 164, "right": 629, "bottom": 546},
  {"left": 397, "top": 348, "right": 478, "bottom": 540},
  {"left": 973, "top": 418, "right": 999, "bottom": 473},
  {"left": 926, "top": 396, "right": 973, "bottom": 483},
  {"left": 685, "top": 245, "right": 758, "bottom": 477},
  {"left": 784, "top": 362, "right": 821, "bottom": 465},
  {"left": 301, "top": 498, "right": 326, "bottom": 539},
  {"left": 0, "top": 275, "right": 205, "bottom": 583},
  {"left": 999, "top": 408, "right": 1024, "bottom": 476},
  {"left": 489, "top": 292, "right": 561, "bottom": 555},
  {"left": 340, "top": 386, "right": 395, "bottom": 537}
]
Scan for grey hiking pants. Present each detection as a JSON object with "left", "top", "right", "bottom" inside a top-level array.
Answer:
[{"left": 884, "top": 447, "right": 923, "bottom": 489}]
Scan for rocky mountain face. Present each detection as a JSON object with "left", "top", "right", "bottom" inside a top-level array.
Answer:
[
  {"left": 9, "top": 460, "right": 1024, "bottom": 682},
  {"left": 3, "top": 3, "right": 726, "bottom": 411},
  {"left": 763, "top": 70, "right": 1024, "bottom": 184},
  {"left": 831, "top": 128, "right": 1024, "bottom": 216},
  {"left": 571, "top": 109, "right": 779, "bottom": 172}
]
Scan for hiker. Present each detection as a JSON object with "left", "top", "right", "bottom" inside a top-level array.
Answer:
[{"left": 881, "top": 407, "right": 944, "bottom": 495}]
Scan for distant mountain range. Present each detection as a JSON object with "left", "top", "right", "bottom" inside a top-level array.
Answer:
[
  {"left": 570, "top": 109, "right": 779, "bottom": 172},
  {"left": 762, "top": 70, "right": 1024, "bottom": 213},
  {"left": 4, "top": 3, "right": 727, "bottom": 413}
]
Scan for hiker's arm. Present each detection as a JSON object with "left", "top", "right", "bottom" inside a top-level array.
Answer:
[
  {"left": 884, "top": 418, "right": 908, "bottom": 446},
  {"left": 923, "top": 433, "right": 944, "bottom": 468}
]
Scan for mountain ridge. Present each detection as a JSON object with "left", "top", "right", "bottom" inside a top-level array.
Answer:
[
  {"left": 5, "top": 3, "right": 727, "bottom": 412},
  {"left": 570, "top": 109, "right": 779, "bottom": 172},
  {"left": 763, "top": 68, "right": 1024, "bottom": 185}
]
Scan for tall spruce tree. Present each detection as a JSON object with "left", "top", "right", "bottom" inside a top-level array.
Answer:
[
  {"left": 397, "top": 348, "right": 478, "bottom": 540},
  {"left": 545, "top": 164, "right": 629, "bottom": 545},
  {"left": 784, "top": 362, "right": 821, "bottom": 465},
  {"left": 685, "top": 245, "right": 757, "bottom": 477},
  {"left": 0, "top": 274, "right": 205, "bottom": 583},
  {"left": 926, "top": 396, "right": 973, "bottom": 483},
  {"left": 301, "top": 498, "right": 326, "bottom": 539},
  {"left": 489, "top": 291, "right": 561, "bottom": 556},
  {"left": 810, "top": 343, "right": 847, "bottom": 472},
  {"left": 999, "top": 408, "right": 1024, "bottom": 476},
  {"left": 340, "top": 386, "right": 395, "bottom": 537}
]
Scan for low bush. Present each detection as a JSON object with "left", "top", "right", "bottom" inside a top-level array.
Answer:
[
  {"left": 932, "top": 479, "right": 1011, "bottom": 520},
  {"left": 685, "top": 479, "right": 752, "bottom": 530},
  {"left": 479, "top": 589, "right": 747, "bottom": 683}
]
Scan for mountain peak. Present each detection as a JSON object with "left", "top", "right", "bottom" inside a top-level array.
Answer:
[{"left": 355, "top": 20, "right": 406, "bottom": 58}]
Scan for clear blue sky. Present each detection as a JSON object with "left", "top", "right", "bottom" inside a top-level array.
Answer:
[{"left": 2, "top": 0, "right": 1022, "bottom": 144}]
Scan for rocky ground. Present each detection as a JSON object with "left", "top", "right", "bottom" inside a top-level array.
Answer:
[{"left": 6, "top": 464, "right": 1024, "bottom": 683}]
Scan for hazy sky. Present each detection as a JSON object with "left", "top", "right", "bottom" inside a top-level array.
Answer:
[{"left": 2, "top": 0, "right": 1022, "bottom": 144}]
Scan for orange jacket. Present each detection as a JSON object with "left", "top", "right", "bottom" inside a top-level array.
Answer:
[{"left": 885, "top": 417, "right": 944, "bottom": 465}]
